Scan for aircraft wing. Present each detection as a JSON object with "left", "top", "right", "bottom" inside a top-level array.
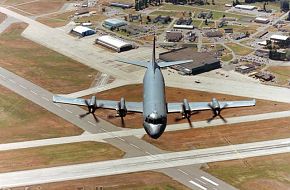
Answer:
[
  {"left": 53, "top": 96, "right": 143, "bottom": 112},
  {"left": 167, "top": 99, "right": 256, "bottom": 113},
  {"left": 116, "top": 59, "right": 148, "bottom": 68},
  {"left": 158, "top": 60, "right": 193, "bottom": 68}
]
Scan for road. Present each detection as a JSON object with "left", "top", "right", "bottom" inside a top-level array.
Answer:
[{"left": 1, "top": 137, "right": 290, "bottom": 188}]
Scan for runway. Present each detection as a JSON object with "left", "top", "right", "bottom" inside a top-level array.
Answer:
[{"left": 1, "top": 137, "right": 290, "bottom": 188}]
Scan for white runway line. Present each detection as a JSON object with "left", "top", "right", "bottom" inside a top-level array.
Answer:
[
  {"left": 30, "top": 90, "right": 37, "bottom": 95},
  {"left": 130, "top": 143, "right": 141, "bottom": 150},
  {"left": 54, "top": 104, "right": 61, "bottom": 108},
  {"left": 201, "top": 176, "right": 219, "bottom": 186},
  {"left": 65, "top": 109, "right": 72, "bottom": 113},
  {"left": 9, "top": 79, "right": 16, "bottom": 83},
  {"left": 87, "top": 121, "right": 96, "bottom": 126},
  {"left": 19, "top": 84, "right": 27, "bottom": 89},
  {"left": 41, "top": 97, "right": 49, "bottom": 102},
  {"left": 195, "top": 178, "right": 206, "bottom": 185},
  {"left": 177, "top": 169, "right": 189, "bottom": 176},
  {"left": 189, "top": 180, "right": 207, "bottom": 190},
  {"left": 0, "top": 74, "right": 6, "bottom": 78}
]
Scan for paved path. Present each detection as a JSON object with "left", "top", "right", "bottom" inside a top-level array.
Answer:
[{"left": 1, "top": 137, "right": 290, "bottom": 188}]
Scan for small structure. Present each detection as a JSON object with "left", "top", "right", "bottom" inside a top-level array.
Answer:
[
  {"left": 235, "top": 5, "right": 256, "bottom": 10},
  {"left": 103, "top": 19, "right": 127, "bottom": 30},
  {"left": 75, "top": 9, "right": 89, "bottom": 16},
  {"left": 173, "top": 24, "right": 194, "bottom": 30},
  {"left": 166, "top": 31, "right": 183, "bottom": 42},
  {"left": 95, "top": 35, "right": 133, "bottom": 52},
  {"left": 159, "top": 47, "right": 221, "bottom": 75},
  {"left": 205, "top": 30, "right": 223, "bottom": 38},
  {"left": 235, "top": 64, "right": 255, "bottom": 74},
  {"left": 224, "top": 28, "right": 233, "bottom": 33},
  {"left": 255, "top": 72, "right": 275, "bottom": 81},
  {"left": 153, "top": 15, "right": 171, "bottom": 24},
  {"left": 231, "top": 33, "right": 247, "bottom": 40},
  {"left": 110, "top": 2, "right": 133, "bottom": 9},
  {"left": 254, "top": 17, "right": 270, "bottom": 24},
  {"left": 71, "top": 26, "right": 95, "bottom": 37},
  {"left": 270, "top": 34, "right": 290, "bottom": 47}
]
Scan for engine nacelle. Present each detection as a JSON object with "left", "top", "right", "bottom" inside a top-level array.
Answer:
[
  {"left": 116, "top": 97, "right": 127, "bottom": 117},
  {"left": 181, "top": 99, "right": 191, "bottom": 118}
]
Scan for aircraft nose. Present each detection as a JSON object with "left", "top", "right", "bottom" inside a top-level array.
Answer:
[{"left": 143, "top": 122, "right": 166, "bottom": 139}]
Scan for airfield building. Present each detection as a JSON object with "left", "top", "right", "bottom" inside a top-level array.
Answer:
[
  {"left": 110, "top": 2, "right": 133, "bottom": 8},
  {"left": 71, "top": 26, "right": 95, "bottom": 37},
  {"left": 159, "top": 47, "right": 221, "bottom": 75},
  {"left": 235, "top": 5, "right": 256, "bottom": 10},
  {"left": 254, "top": 17, "right": 270, "bottom": 24},
  {"left": 166, "top": 31, "right": 183, "bottom": 42},
  {"left": 270, "top": 34, "right": 290, "bottom": 47},
  {"left": 103, "top": 19, "right": 127, "bottom": 30},
  {"left": 95, "top": 35, "right": 133, "bottom": 52}
]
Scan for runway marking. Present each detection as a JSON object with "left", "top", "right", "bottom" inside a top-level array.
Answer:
[
  {"left": 9, "top": 79, "right": 16, "bottom": 83},
  {"left": 75, "top": 114, "right": 80, "bottom": 118},
  {"left": 117, "top": 137, "right": 125, "bottom": 142},
  {"left": 54, "top": 104, "right": 61, "bottom": 108},
  {"left": 177, "top": 169, "right": 189, "bottom": 176},
  {"left": 19, "top": 84, "right": 27, "bottom": 89},
  {"left": 0, "top": 74, "right": 6, "bottom": 78},
  {"left": 195, "top": 178, "right": 206, "bottom": 185},
  {"left": 189, "top": 180, "right": 207, "bottom": 190},
  {"left": 30, "top": 90, "right": 38, "bottom": 95},
  {"left": 201, "top": 176, "right": 219, "bottom": 186},
  {"left": 130, "top": 143, "right": 141, "bottom": 150},
  {"left": 88, "top": 121, "right": 96, "bottom": 126},
  {"left": 41, "top": 97, "right": 49, "bottom": 102},
  {"left": 65, "top": 109, "right": 72, "bottom": 113},
  {"left": 101, "top": 128, "right": 108, "bottom": 132}
]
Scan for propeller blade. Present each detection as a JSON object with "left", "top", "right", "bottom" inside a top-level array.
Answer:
[
  {"left": 186, "top": 117, "right": 193, "bottom": 128},
  {"left": 121, "top": 116, "right": 126, "bottom": 128},
  {"left": 92, "top": 113, "right": 99, "bottom": 122},
  {"left": 219, "top": 114, "right": 227, "bottom": 123},
  {"left": 207, "top": 115, "right": 217, "bottom": 123},
  {"left": 79, "top": 112, "right": 90, "bottom": 118}
]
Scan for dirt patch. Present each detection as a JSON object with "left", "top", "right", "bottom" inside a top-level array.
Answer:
[
  {"left": 94, "top": 84, "right": 290, "bottom": 129},
  {"left": 0, "top": 12, "right": 7, "bottom": 24},
  {"left": 143, "top": 118, "right": 290, "bottom": 151},
  {"left": 0, "top": 23, "right": 98, "bottom": 94},
  {"left": 0, "top": 142, "right": 124, "bottom": 173},
  {"left": 12, "top": 171, "right": 190, "bottom": 190},
  {"left": 37, "top": 10, "right": 75, "bottom": 28},
  {"left": 203, "top": 153, "right": 290, "bottom": 190},
  {"left": 0, "top": 85, "right": 83, "bottom": 143},
  {"left": 8, "top": 0, "right": 71, "bottom": 15}
]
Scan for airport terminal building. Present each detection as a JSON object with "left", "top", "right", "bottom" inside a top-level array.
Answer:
[{"left": 159, "top": 48, "right": 221, "bottom": 75}]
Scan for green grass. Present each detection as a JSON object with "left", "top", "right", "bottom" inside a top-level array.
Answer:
[
  {"left": 203, "top": 153, "right": 290, "bottom": 190},
  {"left": 0, "top": 142, "right": 124, "bottom": 173},
  {"left": 225, "top": 42, "right": 253, "bottom": 56},
  {"left": 0, "top": 23, "right": 98, "bottom": 94}
]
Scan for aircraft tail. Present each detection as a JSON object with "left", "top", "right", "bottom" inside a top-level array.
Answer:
[{"left": 116, "top": 35, "right": 192, "bottom": 68}]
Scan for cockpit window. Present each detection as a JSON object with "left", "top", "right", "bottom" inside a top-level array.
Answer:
[{"left": 145, "top": 116, "right": 165, "bottom": 124}]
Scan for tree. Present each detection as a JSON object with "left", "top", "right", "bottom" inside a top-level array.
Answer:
[{"left": 212, "top": 0, "right": 215, "bottom": 5}]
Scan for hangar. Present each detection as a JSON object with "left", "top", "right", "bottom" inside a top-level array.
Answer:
[
  {"left": 159, "top": 47, "right": 221, "bottom": 75},
  {"left": 71, "top": 26, "right": 95, "bottom": 37},
  {"left": 103, "top": 19, "right": 127, "bottom": 30},
  {"left": 95, "top": 35, "right": 133, "bottom": 52}
]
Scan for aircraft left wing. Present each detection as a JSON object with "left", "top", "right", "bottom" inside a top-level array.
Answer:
[
  {"left": 53, "top": 95, "right": 143, "bottom": 112},
  {"left": 167, "top": 99, "right": 256, "bottom": 113}
]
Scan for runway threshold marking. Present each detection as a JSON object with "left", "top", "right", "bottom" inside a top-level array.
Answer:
[
  {"left": 195, "top": 178, "right": 206, "bottom": 185},
  {"left": 201, "top": 176, "right": 219, "bottom": 186},
  {"left": 177, "top": 169, "right": 189, "bottom": 176},
  {"left": 30, "top": 90, "right": 37, "bottom": 95},
  {"left": 9, "top": 79, "right": 16, "bottom": 83},
  {"left": 129, "top": 143, "right": 141, "bottom": 150},
  {"left": 189, "top": 180, "right": 207, "bottom": 190}
]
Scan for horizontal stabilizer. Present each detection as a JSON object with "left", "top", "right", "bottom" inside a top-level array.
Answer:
[
  {"left": 158, "top": 60, "right": 192, "bottom": 68},
  {"left": 116, "top": 59, "right": 148, "bottom": 68}
]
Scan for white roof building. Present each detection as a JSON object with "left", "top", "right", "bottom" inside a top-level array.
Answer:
[
  {"left": 72, "top": 26, "right": 95, "bottom": 37},
  {"left": 96, "top": 35, "right": 133, "bottom": 52},
  {"left": 270, "top": 34, "right": 290, "bottom": 41},
  {"left": 235, "top": 5, "right": 256, "bottom": 10},
  {"left": 173, "top": 24, "right": 194, "bottom": 29},
  {"left": 254, "top": 17, "right": 270, "bottom": 23}
]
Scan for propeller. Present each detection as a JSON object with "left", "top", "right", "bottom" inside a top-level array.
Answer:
[
  {"left": 79, "top": 97, "right": 102, "bottom": 123},
  {"left": 207, "top": 101, "right": 228, "bottom": 123},
  {"left": 175, "top": 110, "right": 199, "bottom": 128}
]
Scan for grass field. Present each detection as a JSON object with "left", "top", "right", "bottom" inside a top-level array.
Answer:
[
  {"left": 225, "top": 42, "right": 254, "bottom": 56},
  {"left": 222, "top": 24, "right": 259, "bottom": 34},
  {"left": 0, "top": 23, "right": 98, "bottom": 94},
  {"left": 202, "top": 153, "right": 290, "bottom": 190},
  {"left": 0, "top": 85, "right": 82, "bottom": 143},
  {"left": 37, "top": 10, "right": 76, "bottom": 28},
  {"left": 267, "top": 66, "right": 290, "bottom": 86},
  {"left": 0, "top": 141, "right": 124, "bottom": 173},
  {"left": 5, "top": 0, "right": 72, "bottom": 15},
  {"left": 12, "top": 171, "right": 190, "bottom": 190}
]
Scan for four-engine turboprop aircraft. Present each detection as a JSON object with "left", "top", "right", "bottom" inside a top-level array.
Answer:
[{"left": 53, "top": 37, "right": 256, "bottom": 139}]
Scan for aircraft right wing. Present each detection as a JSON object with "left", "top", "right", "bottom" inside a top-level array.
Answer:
[{"left": 167, "top": 99, "right": 256, "bottom": 113}]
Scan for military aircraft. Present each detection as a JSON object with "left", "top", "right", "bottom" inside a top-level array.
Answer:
[{"left": 53, "top": 37, "right": 255, "bottom": 139}]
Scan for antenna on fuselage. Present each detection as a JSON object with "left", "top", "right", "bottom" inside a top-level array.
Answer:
[{"left": 151, "top": 34, "right": 158, "bottom": 69}]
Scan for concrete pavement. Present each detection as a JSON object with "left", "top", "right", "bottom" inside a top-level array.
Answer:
[{"left": 1, "top": 137, "right": 290, "bottom": 188}]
